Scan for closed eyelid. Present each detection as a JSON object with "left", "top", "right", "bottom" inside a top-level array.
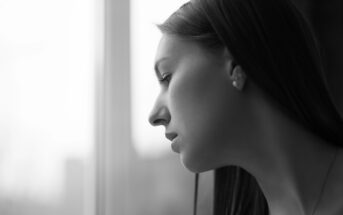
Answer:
[{"left": 154, "top": 57, "right": 169, "bottom": 79}]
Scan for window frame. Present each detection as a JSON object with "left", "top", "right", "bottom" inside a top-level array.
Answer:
[{"left": 95, "top": 0, "right": 135, "bottom": 214}]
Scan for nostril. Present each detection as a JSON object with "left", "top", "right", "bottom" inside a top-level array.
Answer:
[
  {"left": 149, "top": 106, "right": 170, "bottom": 126},
  {"left": 153, "top": 118, "right": 167, "bottom": 126}
]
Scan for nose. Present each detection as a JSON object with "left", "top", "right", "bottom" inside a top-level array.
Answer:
[{"left": 149, "top": 102, "right": 171, "bottom": 127}]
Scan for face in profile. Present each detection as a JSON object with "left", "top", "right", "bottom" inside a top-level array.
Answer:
[{"left": 149, "top": 35, "right": 248, "bottom": 173}]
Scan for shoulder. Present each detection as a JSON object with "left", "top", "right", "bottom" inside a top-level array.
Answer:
[{"left": 317, "top": 148, "right": 343, "bottom": 215}]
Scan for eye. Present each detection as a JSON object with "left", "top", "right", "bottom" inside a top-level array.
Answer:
[{"left": 159, "top": 73, "right": 172, "bottom": 84}]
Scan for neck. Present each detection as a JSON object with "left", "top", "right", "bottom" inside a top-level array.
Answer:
[{"left": 238, "top": 92, "right": 339, "bottom": 215}]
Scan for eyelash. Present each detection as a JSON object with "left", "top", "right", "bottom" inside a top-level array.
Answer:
[{"left": 159, "top": 73, "right": 172, "bottom": 84}]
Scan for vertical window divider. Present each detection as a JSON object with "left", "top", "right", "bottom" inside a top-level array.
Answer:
[{"left": 96, "top": 0, "right": 136, "bottom": 215}]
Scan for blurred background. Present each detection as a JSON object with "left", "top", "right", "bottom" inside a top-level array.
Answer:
[{"left": 0, "top": 0, "right": 341, "bottom": 215}]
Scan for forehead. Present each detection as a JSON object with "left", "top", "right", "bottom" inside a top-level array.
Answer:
[
  {"left": 155, "top": 35, "right": 196, "bottom": 61},
  {"left": 155, "top": 35, "right": 228, "bottom": 65}
]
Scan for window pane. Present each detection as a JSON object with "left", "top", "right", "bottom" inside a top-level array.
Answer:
[{"left": 0, "top": 0, "right": 96, "bottom": 214}]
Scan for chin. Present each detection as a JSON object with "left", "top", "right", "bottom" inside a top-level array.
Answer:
[{"left": 180, "top": 153, "right": 216, "bottom": 173}]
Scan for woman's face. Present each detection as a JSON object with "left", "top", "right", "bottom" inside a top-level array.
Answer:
[{"left": 149, "top": 35, "right": 247, "bottom": 172}]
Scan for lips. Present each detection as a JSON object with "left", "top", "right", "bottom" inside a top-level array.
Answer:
[
  {"left": 165, "top": 132, "right": 177, "bottom": 141},
  {"left": 170, "top": 138, "right": 180, "bottom": 153},
  {"left": 165, "top": 132, "right": 180, "bottom": 153}
]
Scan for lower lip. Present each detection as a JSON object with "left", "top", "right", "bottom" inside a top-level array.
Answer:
[{"left": 171, "top": 138, "right": 180, "bottom": 153}]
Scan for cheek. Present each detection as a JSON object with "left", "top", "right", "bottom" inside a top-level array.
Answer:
[
  {"left": 169, "top": 71, "right": 238, "bottom": 170},
  {"left": 169, "top": 72, "right": 214, "bottom": 132},
  {"left": 170, "top": 71, "right": 233, "bottom": 136}
]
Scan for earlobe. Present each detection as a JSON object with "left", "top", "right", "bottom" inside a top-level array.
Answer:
[
  {"left": 230, "top": 65, "right": 247, "bottom": 91},
  {"left": 222, "top": 48, "right": 247, "bottom": 91}
]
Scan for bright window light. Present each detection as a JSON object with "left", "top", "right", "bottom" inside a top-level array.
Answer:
[
  {"left": 130, "top": 0, "right": 189, "bottom": 159},
  {"left": 0, "top": 0, "right": 96, "bottom": 214}
]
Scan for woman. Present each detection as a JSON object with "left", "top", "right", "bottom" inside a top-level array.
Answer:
[{"left": 148, "top": 0, "right": 343, "bottom": 214}]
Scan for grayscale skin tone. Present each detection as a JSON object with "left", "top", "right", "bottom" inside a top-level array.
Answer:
[{"left": 149, "top": 35, "right": 343, "bottom": 215}]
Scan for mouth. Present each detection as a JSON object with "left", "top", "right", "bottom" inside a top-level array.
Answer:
[
  {"left": 170, "top": 137, "right": 180, "bottom": 153},
  {"left": 165, "top": 132, "right": 178, "bottom": 141},
  {"left": 165, "top": 132, "right": 180, "bottom": 153}
]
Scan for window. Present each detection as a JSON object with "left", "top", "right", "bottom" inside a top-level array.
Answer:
[
  {"left": 0, "top": 0, "right": 97, "bottom": 214},
  {"left": 0, "top": 1, "right": 213, "bottom": 214}
]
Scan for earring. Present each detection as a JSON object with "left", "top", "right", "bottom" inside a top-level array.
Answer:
[
  {"left": 232, "top": 80, "right": 239, "bottom": 88},
  {"left": 232, "top": 80, "right": 244, "bottom": 90},
  {"left": 230, "top": 66, "right": 246, "bottom": 91}
]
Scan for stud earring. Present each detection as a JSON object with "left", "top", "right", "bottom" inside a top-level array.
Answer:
[
  {"left": 232, "top": 80, "right": 238, "bottom": 88},
  {"left": 230, "top": 65, "right": 246, "bottom": 91},
  {"left": 232, "top": 79, "right": 245, "bottom": 90}
]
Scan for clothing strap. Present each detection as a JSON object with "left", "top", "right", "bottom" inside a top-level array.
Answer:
[{"left": 194, "top": 173, "right": 199, "bottom": 215}]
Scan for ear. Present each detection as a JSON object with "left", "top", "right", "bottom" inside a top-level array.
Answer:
[
  {"left": 221, "top": 48, "right": 247, "bottom": 91},
  {"left": 230, "top": 64, "right": 247, "bottom": 91}
]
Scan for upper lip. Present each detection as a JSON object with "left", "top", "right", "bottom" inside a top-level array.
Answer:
[{"left": 165, "top": 132, "right": 178, "bottom": 141}]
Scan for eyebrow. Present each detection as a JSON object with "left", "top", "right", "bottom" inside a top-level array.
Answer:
[{"left": 154, "top": 57, "right": 169, "bottom": 78}]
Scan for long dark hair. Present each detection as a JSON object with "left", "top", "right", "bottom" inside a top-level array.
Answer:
[{"left": 157, "top": 0, "right": 343, "bottom": 214}]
